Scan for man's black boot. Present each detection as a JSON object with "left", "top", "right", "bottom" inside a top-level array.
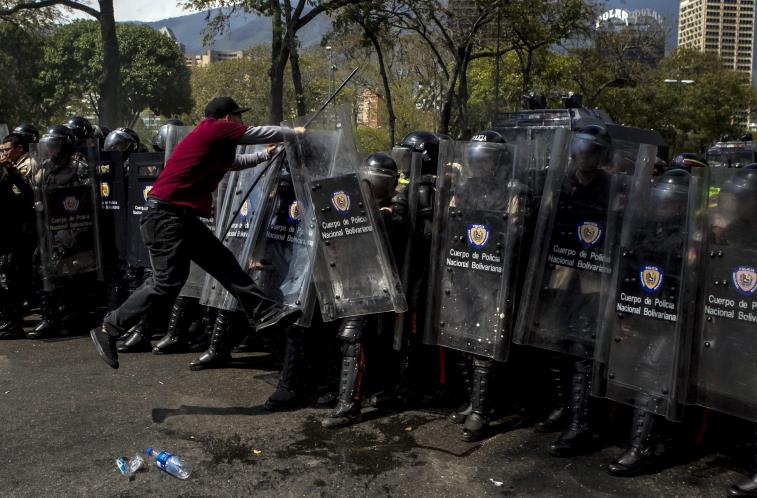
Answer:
[
  {"left": 608, "top": 406, "right": 659, "bottom": 476},
  {"left": 153, "top": 298, "right": 187, "bottom": 354},
  {"left": 189, "top": 311, "right": 232, "bottom": 370},
  {"left": 90, "top": 322, "right": 120, "bottom": 369},
  {"left": 549, "top": 360, "right": 595, "bottom": 457},
  {"left": 536, "top": 362, "right": 569, "bottom": 433},
  {"left": 462, "top": 356, "right": 492, "bottom": 442},
  {"left": 322, "top": 341, "right": 362, "bottom": 428},
  {"left": 265, "top": 328, "right": 305, "bottom": 411}
]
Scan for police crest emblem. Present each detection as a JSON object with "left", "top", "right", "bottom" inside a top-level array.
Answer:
[
  {"left": 577, "top": 221, "right": 602, "bottom": 249},
  {"left": 330, "top": 190, "right": 350, "bottom": 214},
  {"left": 142, "top": 185, "right": 153, "bottom": 201},
  {"left": 288, "top": 201, "right": 301, "bottom": 223},
  {"left": 100, "top": 182, "right": 110, "bottom": 199},
  {"left": 240, "top": 200, "right": 250, "bottom": 220},
  {"left": 467, "top": 224, "right": 490, "bottom": 250},
  {"left": 640, "top": 265, "right": 663, "bottom": 294},
  {"left": 733, "top": 266, "right": 757, "bottom": 297},
  {"left": 62, "top": 196, "right": 80, "bottom": 213}
]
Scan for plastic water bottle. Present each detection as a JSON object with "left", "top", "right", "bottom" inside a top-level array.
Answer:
[
  {"left": 116, "top": 454, "right": 145, "bottom": 477},
  {"left": 145, "top": 447, "right": 192, "bottom": 479}
]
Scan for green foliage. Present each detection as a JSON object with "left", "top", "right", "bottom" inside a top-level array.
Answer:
[
  {"left": 0, "top": 21, "right": 46, "bottom": 125},
  {"left": 38, "top": 20, "right": 192, "bottom": 125}
]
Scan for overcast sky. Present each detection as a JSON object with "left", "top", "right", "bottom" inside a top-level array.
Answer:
[{"left": 113, "top": 1, "right": 197, "bottom": 22}]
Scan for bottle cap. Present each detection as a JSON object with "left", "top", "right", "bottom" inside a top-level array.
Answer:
[{"left": 146, "top": 448, "right": 154, "bottom": 456}]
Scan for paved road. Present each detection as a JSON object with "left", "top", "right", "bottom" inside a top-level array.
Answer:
[{"left": 0, "top": 335, "right": 741, "bottom": 497}]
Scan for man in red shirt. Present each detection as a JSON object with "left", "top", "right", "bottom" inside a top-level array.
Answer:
[{"left": 91, "top": 97, "right": 303, "bottom": 369}]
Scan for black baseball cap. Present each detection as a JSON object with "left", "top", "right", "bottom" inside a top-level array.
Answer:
[{"left": 204, "top": 97, "right": 251, "bottom": 118}]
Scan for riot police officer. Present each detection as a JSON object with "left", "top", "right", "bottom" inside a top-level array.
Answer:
[
  {"left": 151, "top": 119, "right": 185, "bottom": 152},
  {"left": 322, "top": 152, "right": 408, "bottom": 428}
]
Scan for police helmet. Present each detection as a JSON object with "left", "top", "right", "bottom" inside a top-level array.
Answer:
[
  {"left": 13, "top": 123, "right": 40, "bottom": 143},
  {"left": 400, "top": 131, "right": 439, "bottom": 175},
  {"left": 361, "top": 152, "right": 398, "bottom": 204},
  {"left": 66, "top": 116, "right": 94, "bottom": 141},
  {"left": 464, "top": 130, "right": 509, "bottom": 177},
  {"left": 650, "top": 169, "right": 690, "bottom": 221},
  {"left": 40, "top": 124, "right": 76, "bottom": 160},
  {"left": 104, "top": 127, "right": 141, "bottom": 157},
  {"left": 570, "top": 124, "right": 611, "bottom": 172}
]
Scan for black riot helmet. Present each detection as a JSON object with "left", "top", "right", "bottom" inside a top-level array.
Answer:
[
  {"left": 104, "top": 127, "right": 141, "bottom": 158},
  {"left": 669, "top": 153, "right": 707, "bottom": 172},
  {"left": 719, "top": 165, "right": 757, "bottom": 224},
  {"left": 400, "top": 131, "right": 439, "bottom": 175},
  {"left": 649, "top": 169, "right": 690, "bottom": 223},
  {"left": 66, "top": 116, "right": 94, "bottom": 141},
  {"left": 464, "top": 130, "right": 509, "bottom": 178},
  {"left": 570, "top": 124, "right": 611, "bottom": 174},
  {"left": 361, "top": 152, "right": 398, "bottom": 204},
  {"left": 152, "top": 119, "right": 185, "bottom": 151},
  {"left": 40, "top": 124, "right": 76, "bottom": 164},
  {"left": 13, "top": 123, "right": 40, "bottom": 143}
]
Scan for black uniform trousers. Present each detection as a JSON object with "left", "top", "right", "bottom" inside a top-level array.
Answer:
[{"left": 105, "top": 199, "right": 272, "bottom": 334}]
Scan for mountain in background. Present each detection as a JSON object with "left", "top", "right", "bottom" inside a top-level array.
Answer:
[
  {"left": 142, "top": 9, "right": 331, "bottom": 54},
  {"left": 142, "top": 2, "right": 682, "bottom": 56}
]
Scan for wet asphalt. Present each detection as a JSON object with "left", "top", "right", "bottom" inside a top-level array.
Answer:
[{"left": 0, "top": 332, "right": 742, "bottom": 497}]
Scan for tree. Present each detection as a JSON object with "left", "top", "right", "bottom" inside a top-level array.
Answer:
[
  {"left": 0, "top": 21, "right": 46, "bottom": 125},
  {"left": 38, "top": 21, "right": 192, "bottom": 126},
  {"left": 182, "top": 0, "right": 367, "bottom": 124},
  {"left": 0, "top": 0, "right": 122, "bottom": 128}
]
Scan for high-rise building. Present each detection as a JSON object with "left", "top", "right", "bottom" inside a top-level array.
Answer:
[{"left": 678, "top": 0, "right": 756, "bottom": 82}]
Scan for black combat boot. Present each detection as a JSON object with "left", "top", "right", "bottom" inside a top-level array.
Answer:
[
  {"left": 27, "top": 291, "right": 58, "bottom": 339},
  {"left": 117, "top": 319, "right": 152, "bottom": 353},
  {"left": 322, "top": 341, "right": 363, "bottom": 428},
  {"left": 462, "top": 356, "right": 492, "bottom": 442},
  {"left": 152, "top": 298, "right": 187, "bottom": 354},
  {"left": 608, "top": 405, "right": 660, "bottom": 476},
  {"left": 549, "top": 359, "right": 595, "bottom": 457},
  {"left": 0, "top": 310, "right": 23, "bottom": 339},
  {"left": 264, "top": 328, "right": 305, "bottom": 411},
  {"left": 189, "top": 311, "right": 233, "bottom": 370},
  {"left": 536, "top": 361, "right": 568, "bottom": 432},
  {"left": 729, "top": 427, "right": 757, "bottom": 497},
  {"left": 450, "top": 355, "right": 473, "bottom": 424}
]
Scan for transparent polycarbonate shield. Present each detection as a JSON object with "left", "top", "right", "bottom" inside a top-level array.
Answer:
[
  {"left": 98, "top": 151, "right": 127, "bottom": 260},
  {"left": 423, "top": 138, "right": 538, "bottom": 361},
  {"left": 125, "top": 152, "right": 163, "bottom": 268},
  {"left": 200, "top": 145, "right": 277, "bottom": 311},
  {"left": 593, "top": 168, "right": 705, "bottom": 421},
  {"left": 245, "top": 159, "right": 317, "bottom": 326},
  {"left": 689, "top": 167, "right": 757, "bottom": 422},
  {"left": 513, "top": 128, "right": 657, "bottom": 359},
  {"left": 0, "top": 124, "right": 8, "bottom": 139},
  {"left": 163, "top": 125, "right": 193, "bottom": 162},
  {"left": 32, "top": 139, "right": 103, "bottom": 290}
]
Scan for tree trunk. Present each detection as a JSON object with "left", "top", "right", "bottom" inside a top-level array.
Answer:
[
  {"left": 366, "top": 29, "right": 396, "bottom": 147},
  {"left": 98, "top": 0, "right": 121, "bottom": 128},
  {"left": 288, "top": 39, "right": 306, "bottom": 116},
  {"left": 438, "top": 56, "right": 462, "bottom": 136},
  {"left": 267, "top": 3, "right": 288, "bottom": 125}
]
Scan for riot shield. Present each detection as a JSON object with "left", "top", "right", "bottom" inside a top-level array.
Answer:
[
  {"left": 200, "top": 145, "right": 276, "bottom": 311},
  {"left": 0, "top": 124, "right": 8, "bottom": 138},
  {"left": 287, "top": 108, "right": 398, "bottom": 322},
  {"left": 125, "top": 152, "right": 163, "bottom": 267},
  {"left": 163, "top": 125, "right": 193, "bottom": 161},
  {"left": 593, "top": 169, "right": 705, "bottom": 421},
  {"left": 513, "top": 128, "right": 657, "bottom": 359},
  {"left": 32, "top": 139, "right": 103, "bottom": 290},
  {"left": 423, "top": 138, "right": 539, "bottom": 361},
  {"left": 689, "top": 167, "right": 757, "bottom": 422},
  {"left": 98, "top": 151, "right": 127, "bottom": 260}
]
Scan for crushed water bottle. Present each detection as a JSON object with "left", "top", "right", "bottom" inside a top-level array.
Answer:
[
  {"left": 145, "top": 447, "right": 192, "bottom": 479},
  {"left": 116, "top": 454, "right": 145, "bottom": 477}
]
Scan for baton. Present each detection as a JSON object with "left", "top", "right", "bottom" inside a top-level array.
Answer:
[{"left": 220, "top": 66, "right": 360, "bottom": 241}]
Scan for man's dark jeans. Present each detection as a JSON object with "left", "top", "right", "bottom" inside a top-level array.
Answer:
[{"left": 105, "top": 203, "right": 273, "bottom": 334}]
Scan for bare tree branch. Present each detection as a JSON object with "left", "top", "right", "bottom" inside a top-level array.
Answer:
[{"left": 0, "top": 0, "right": 100, "bottom": 19}]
